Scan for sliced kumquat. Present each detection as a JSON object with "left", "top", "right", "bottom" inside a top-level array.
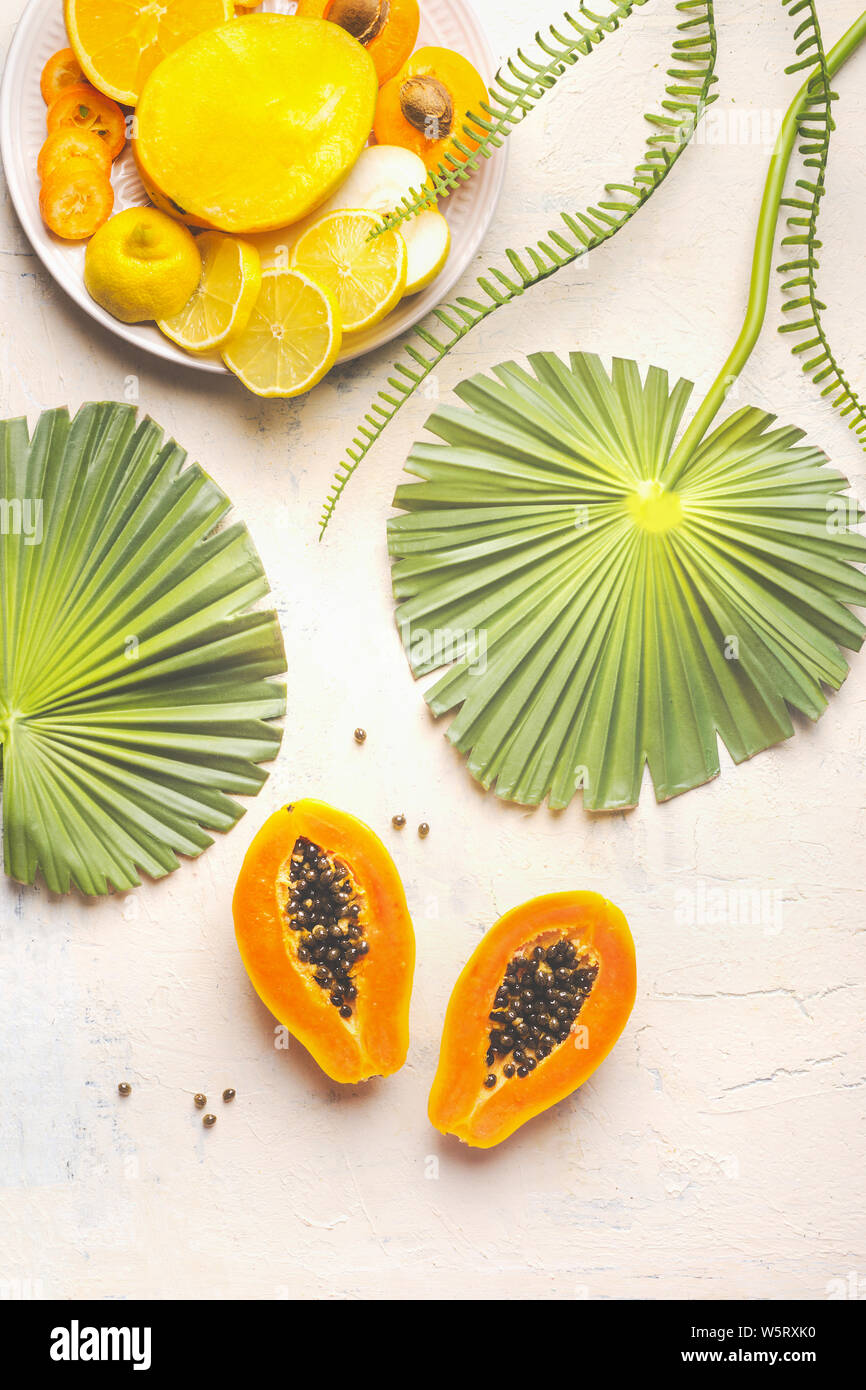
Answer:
[
  {"left": 37, "top": 127, "right": 112, "bottom": 182},
  {"left": 48, "top": 155, "right": 111, "bottom": 184},
  {"left": 39, "top": 165, "right": 114, "bottom": 240},
  {"left": 40, "top": 47, "right": 85, "bottom": 105},
  {"left": 47, "top": 84, "right": 127, "bottom": 161}
]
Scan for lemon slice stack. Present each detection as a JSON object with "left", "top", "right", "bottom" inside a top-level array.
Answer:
[
  {"left": 208, "top": 211, "right": 407, "bottom": 398},
  {"left": 153, "top": 212, "right": 409, "bottom": 397}
]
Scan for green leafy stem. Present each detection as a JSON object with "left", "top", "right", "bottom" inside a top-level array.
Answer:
[
  {"left": 668, "top": 3, "right": 866, "bottom": 481},
  {"left": 776, "top": 0, "right": 866, "bottom": 446},
  {"left": 318, "top": 0, "right": 718, "bottom": 537},
  {"left": 371, "top": 0, "right": 650, "bottom": 236}
]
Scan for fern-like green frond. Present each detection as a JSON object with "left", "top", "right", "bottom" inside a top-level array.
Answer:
[
  {"left": 319, "top": 0, "right": 718, "bottom": 538},
  {"left": 777, "top": 0, "right": 866, "bottom": 443},
  {"left": 372, "top": 0, "right": 649, "bottom": 237}
]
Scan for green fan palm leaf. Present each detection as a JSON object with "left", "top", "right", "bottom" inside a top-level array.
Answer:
[
  {"left": 389, "top": 352, "right": 866, "bottom": 810},
  {"left": 388, "top": 6, "right": 866, "bottom": 812},
  {"left": 0, "top": 403, "right": 286, "bottom": 895}
]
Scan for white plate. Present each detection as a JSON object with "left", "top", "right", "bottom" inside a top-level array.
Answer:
[{"left": 0, "top": 0, "right": 505, "bottom": 373}]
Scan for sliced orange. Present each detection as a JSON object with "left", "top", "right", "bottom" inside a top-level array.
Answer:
[
  {"left": 37, "top": 128, "right": 112, "bottom": 182},
  {"left": 47, "top": 84, "right": 126, "bottom": 160},
  {"left": 39, "top": 165, "right": 114, "bottom": 240},
  {"left": 40, "top": 47, "right": 85, "bottom": 105},
  {"left": 64, "top": 0, "right": 234, "bottom": 106}
]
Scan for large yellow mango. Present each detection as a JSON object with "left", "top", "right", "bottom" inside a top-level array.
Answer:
[{"left": 134, "top": 14, "right": 377, "bottom": 234}]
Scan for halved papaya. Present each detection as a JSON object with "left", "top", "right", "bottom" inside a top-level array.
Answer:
[
  {"left": 233, "top": 800, "right": 415, "bottom": 1084},
  {"left": 429, "top": 893, "right": 636, "bottom": 1147}
]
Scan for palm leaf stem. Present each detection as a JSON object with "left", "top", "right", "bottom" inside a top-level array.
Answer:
[{"left": 667, "top": 7, "right": 866, "bottom": 482}]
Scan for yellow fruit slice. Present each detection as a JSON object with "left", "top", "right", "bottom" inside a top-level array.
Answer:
[
  {"left": 222, "top": 268, "right": 342, "bottom": 398},
  {"left": 157, "top": 233, "right": 262, "bottom": 353},
  {"left": 64, "top": 0, "right": 234, "bottom": 105},
  {"left": 291, "top": 210, "right": 407, "bottom": 334}
]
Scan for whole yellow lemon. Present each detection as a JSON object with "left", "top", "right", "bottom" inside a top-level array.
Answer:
[{"left": 84, "top": 208, "right": 201, "bottom": 323}]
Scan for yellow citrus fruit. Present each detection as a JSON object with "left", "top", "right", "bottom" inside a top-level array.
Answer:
[
  {"left": 221, "top": 268, "right": 342, "bottom": 398},
  {"left": 64, "top": 0, "right": 234, "bottom": 105},
  {"left": 84, "top": 207, "right": 201, "bottom": 323},
  {"left": 157, "top": 232, "right": 262, "bottom": 353},
  {"left": 291, "top": 210, "right": 407, "bottom": 334}
]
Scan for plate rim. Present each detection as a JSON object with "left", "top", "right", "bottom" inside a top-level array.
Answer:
[{"left": 0, "top": 0, "right": 507, "bottom": 378}]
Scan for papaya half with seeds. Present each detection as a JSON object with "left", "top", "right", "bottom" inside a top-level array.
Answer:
[
  {"left": 429, "top": 893, "right": 636, "bottom": 1148},
  {"left": 233, "top": 800, "right": 415, "bottom": 1084}
]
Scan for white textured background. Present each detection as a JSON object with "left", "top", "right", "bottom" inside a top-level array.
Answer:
[{"left": 1, "top": 0, "right": 865, "bottom": 1301}]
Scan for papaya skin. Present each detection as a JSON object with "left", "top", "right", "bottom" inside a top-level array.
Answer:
[
  {"left": 428, "top": 892, "right": 636, "bottom": 1148},
  {"left": 233, "top": 800, "right": 415, "bottom": 1084}
]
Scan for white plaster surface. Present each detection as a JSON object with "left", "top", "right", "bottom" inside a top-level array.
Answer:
[{"left": 1, "top": 0, "right": 865, "bottom": 1301}]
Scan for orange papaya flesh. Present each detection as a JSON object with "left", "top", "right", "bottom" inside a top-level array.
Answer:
[
  {"left": 233, "top": 800, "right": 415, "bottom": 1084},
  {"left": 429, "top": 892, "right": 636, "bottom": 1148}
]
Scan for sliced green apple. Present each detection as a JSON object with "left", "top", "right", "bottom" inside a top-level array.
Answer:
[{"left": 401, "top": 208, "right": 450, "bottom": 294}]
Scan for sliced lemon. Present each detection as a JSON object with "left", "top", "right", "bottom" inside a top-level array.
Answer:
[
  {"left": 221, "top": 268, "right": 341, "bottom": 398},
  {"left": 64, "top": 0, "right": 233, "bottom": 105},
  {"left": 291, "top": 210, "right": 407, "bottom": 335},
  {"left": 157, "top": 232, "right": 262, "bottom": 353}
]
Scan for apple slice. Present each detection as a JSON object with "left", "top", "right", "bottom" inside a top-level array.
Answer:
[{"left": 401, "top": 208, "right": 450, "bottom": 293}]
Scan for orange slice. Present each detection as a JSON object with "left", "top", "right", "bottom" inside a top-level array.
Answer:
[
  {"left": 64, "top": 0, "right": 234, "bottom": 106},
  {"left": 39, "top": 165, "right": 114, "bottom": 240},
  {"left": 37, "top": 128, "right": 112, "bottom": 182},
  {"left": 47, "top": 84, "right": 126, "bottom": 161},
  {"left": 40, "top": 48, "right": 85, "bottom": 105}
]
